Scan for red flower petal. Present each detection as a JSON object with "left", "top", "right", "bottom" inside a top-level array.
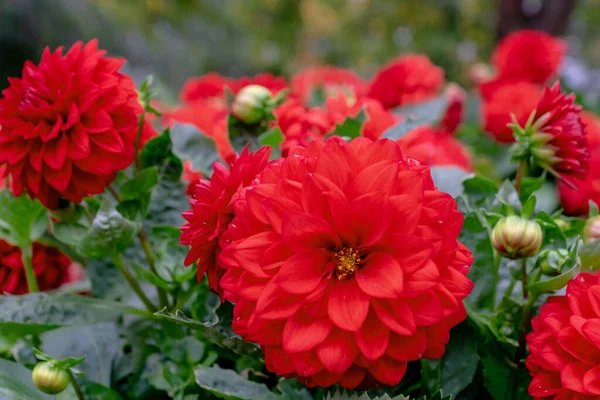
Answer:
[
  {"left": 283, "top": 312, "right": 333, "bottom": 353},
  {"left": 275, "top": 249, "right": 329, "bottom": 294},
  {"left": 316, "top": 329, "right": 359, "bottom": 374},
  {"left": 356, "top": 252, "right": 403, "bottom": 299},
  {"left": 355, "top": 310, "right": 390, "bottom": 360},
  {"left": 372, "top": 298, "right": 416, "bottom": 335},
  {"left": 328, "top": 279, "right": 370, "bottom": 332}
]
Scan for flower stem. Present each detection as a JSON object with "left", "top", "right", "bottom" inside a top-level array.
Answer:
[
  {"left": 514, "top": 159, "right": 527, "bottom": 193},
  {"left": 134, "top": 113, "right": 145, "bottom": 172},
  {"left": 113, "top": 254, "right": 157, "bottom": 313},
  {"left": 516, "top": 258, "right": 532, "bottom": 365},
  {"left": 67, "top": 369, "right": 85, "bottom": 400},
  {"left": 21, "top": 244, "right": 39, "bottom": 293},
  {"left": 107, "top": 185, "right": 122, "bottom": 203},
  {"left": 138, "top": 230, "right": 169, "bottom": 309}
]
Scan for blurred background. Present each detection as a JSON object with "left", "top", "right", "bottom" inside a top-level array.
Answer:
[{"left": 1, "top": 0, "right": 599, "bottom": 104}]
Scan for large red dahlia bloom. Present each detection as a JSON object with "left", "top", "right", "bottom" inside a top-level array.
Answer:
[
  {"left": 482, "top": 81, "right": 542, "bottom": 143},
  {"left": 398, "top": 126, "right": 473, "bottom": 171},
  {"left": 0, "top": 40, "right": 142, "bottom": 209},
  {"left": 493, "top": 29, "right": 566, "bottom": 85},
  {"left": 274, "top": 100, "right": 333, "bottom": 153},
  {"left": 0, "top": 240, "right": 74, "bottom": 294},
  {"left": 219, "top": 137, "right": 474, "bottom": 389},
  {"left": 526, "top": 272, "right": 600, "bottom": 399},
  {"left": 291, "top": 66, "right": 367, "bottom": 106},
  {"left": 367, "top": 55, "right": 445, "bottom": 110},
  {"left": 180, "top": 146, "right": 271, "bottom": 295}
]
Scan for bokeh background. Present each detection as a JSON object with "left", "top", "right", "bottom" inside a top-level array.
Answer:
[{"left": 1, "top": 0, "right": 599, "bottom": 105}]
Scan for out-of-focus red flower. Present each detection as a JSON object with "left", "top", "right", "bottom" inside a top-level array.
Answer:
[
  {"left": 440, "top": 83, "right": 466, "bottom": 135},
  {"left": 493, "top": 29, "right": 566, "bottom": 85},
  {"left": 325, "top": 95, "right": 399, "bottom": 141},
  {"left": 482, "top": 81, "right": 542, "bottom": 143},
  {"left": 180, "top": 146, "right": 271, "bottom": 296},
  {"left": 558, "top": 112, "right": 600, "bottom": 215},
  {"left": 367, "top": 55, "right": 445, "bottom": 110},
  {"left": 183, "top": 161, "right": 203, "bottom": 196},
  {"left": 219, "top": 137, "right": 473, "bottom": 389},
  {"left": 180, "top": 72, "right": 232, "bottom": 106},
  {"left": 291, "top": 66, "right": 367, "bottom": 106},
  {"left": 0, "top": 240, "right": 74, "bottom": 294},
  {"left": 163, "top": 101, "right": 235, "bottom": 163},
  {"left": 526, "top": 272, "right": 600, "bottom": 399},
  {"left": 0, "top": 40, "right": 142, "bottom": 209},
  {"left": 232, "top": 73, "right": 288, "bottom": 96},
  {"left": 274, "top": 100, "right": 333, "bottom": 154},
  {"left": 398, "top": 126, "right": 473, "bottom": 171},
  {"left": 0, "top": 165, "right": 7, "bottom": 190}
]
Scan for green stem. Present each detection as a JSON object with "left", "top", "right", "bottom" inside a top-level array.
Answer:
[
  {"left": 138, "top": 230, "right": 169, "bottom": 309},
  {"left": 514, "top": 159, "right": 527, "bottom": 193},
  {"left": 516, "top": 258, "right": 533, "bottom": 365},
  {"left": 67, "top": 370, "right": 85, "bottom": 400},
  {"left": 502, "top": 277, "right": 517, "bottom": 302},
  {"left": 134, "top": 113, "right": 145, "bottom": 172},
  {"left": 107, "top": 185, "right": 122, "bottom": 203},
  {"left": 113, "top": 254, "right": 157, "bottom": 313},
  {"left": 21, "top": 244, "right": 39, "bottom": 293}
]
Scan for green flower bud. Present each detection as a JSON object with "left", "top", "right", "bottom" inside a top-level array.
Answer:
[
  {"left": 536, "top": 249, "right": 569, "bottom": 276},
  {"left": 32, "top": 362, "right": 70, "bottom": 394},
  {"left": 491, "top": 215, "right": 543, "bottom": 259},
  {"left": 231, "top": 85, "right": 273, "bottom": 124},
  {"left": 584, "top": 215, "right": 600, "bottom": 244}
]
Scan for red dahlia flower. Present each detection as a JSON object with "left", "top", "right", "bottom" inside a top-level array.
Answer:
[
  {"left": 232, "top": 73, "right": 288, "bottom": 96},
  {"left": 482, "top": 81, "right": 542, "bottom": 143},
  {"left": 274, "top": 99, "right": 333, "bottom": 154},
  {"left": 180, "top": 72, "right": 232, "bottom": 106},
  {"left": 0, "top": 240, "right": 74, "bottom": 294},
  {"left": 180, "top": 146, "right": 271, "bottom": 295},
  {"left": 0, "top": 40, "right": 143, "bottom": 209},
  {"left": 291, "top": 66, "right": 367, "bottom": 106},
  {"left": 526, "top": 272, "right": 600, "bottom": 399},
  {"left": 493, "top": 29, "right": 566, "bottom": 85},
  {"left": 218, "top": 137, "right": 474, "bottom": 389},
  {"left": 367, "top": 54, "right": 445, "bottom": 110},
  {"left": 398, "top": 126, "right": 473, "bottom": 171},
  {"left": 439, "top": 83, "right": 466, "bottom": 135},
  {"left": 325, "top": 95, "right": 399, "bottom": 141},
  {"left": 558, "top": 112, "right": 600, "bottom": 215}
]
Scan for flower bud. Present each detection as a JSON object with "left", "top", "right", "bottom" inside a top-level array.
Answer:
[
  {"left": 536, "top": 249, "right": 568, "bottom": 276},
  {"left": 32, "top": 362, "right": 70, "bottom": 394},
  {"left": 231, "top": 85, "right": 273, "bottom": 124},
  {"left": 491, "top": 215, "right": 543, "bottom": 259},
  {"left": 584, "top": 215, "right": 600, "bottom": 244}
]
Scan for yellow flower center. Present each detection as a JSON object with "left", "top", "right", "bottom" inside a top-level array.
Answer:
[{"left": 334, "top": 247, "right": 362, "bottom": 280}]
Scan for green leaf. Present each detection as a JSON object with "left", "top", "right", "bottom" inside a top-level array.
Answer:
[
  {"left": 580, "top": 237, "right": 600, "bottom": 270},
  {"left": 421, "top": 323, "right": 480, "bottom": 397},
  {"left": 0, "top": 191, "right": 48, "bottom": 247},
  {"left": 77, "top": 198, "right": 141, "bottom": 259},
  {"left": 194, "top": 365, "right": 280, "bottom": 400},
  {"left": 529, "top": 263, "right": 580, "bottom": 294},
  {"left": 154, "top": 307, "right": 260, "bottom": 357},
  {"left": 171, "top": 123, "right": 223, "bottom": 177},
  {"left": 258, "top": 126, "right": 285, "bottom": 148},
  {"left": 327, "top": 108, "right": 367, "bottom": 139},
  {"left": 57, "top": 380, "right": 124, "bottom": 400},
  {"left": 462, "top": 175, "right": 498, "bottom": 208},
  {"left": 120, "top": 167, "right": 159, "bottom": 200},
  {"left": 86, "top": 259, "right": 130, "bottom": 300},
  {"left": 495, "top": 180, "right": 521, "bottom": 212},
  {"left": 52, "top": 222, "right": 89, "bottom": 247},
  {"left": 140, "top": 128, "right": 184, "bottom": 182},
  {"left": 130, "top": 262, "right": 175, "bottom": 291},
  {"left": 148, "top": 178, "right": 189, "bottom": 227},
  {"left": 429, "top": 167, "right": 470, "bottom": 198},
  {"left": 151, "top": 225, "right": 196, "bottom": 283},
  {"left": 521, "top": 196, "right": 536, "bottom": 219},
  {"left": 42, "top": 323, "right": 119, "bottom": 386},
  {"left": 519, "top": 172, "right": 546, "bottom": 204},
  {"left": 481, "top": 341, "right": 530, "bottom": 400},
  {"left": 0, "top": 359, "right": 53, "bottom": 400},
  {"left": 535, "top": 211, "right": 567, "bottom": 251},
  {"left": 0, "top": 293, "right": 140, "bottom": 337}
]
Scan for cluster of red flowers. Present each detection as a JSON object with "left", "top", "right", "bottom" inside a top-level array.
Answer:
[
  {"left": 0, "top": 240, "right": 76, "bottom": 294},
  {"left": 181, "top": 136, "right": 474, "bottom": 388}
]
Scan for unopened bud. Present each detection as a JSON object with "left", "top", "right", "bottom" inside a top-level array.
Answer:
[
  {"left": 536, "top": 249, "right": 568, "bottom": 276},
  {"left": 231, "top": 85, "right": 273, "bottom": 124},
  {"left": 32, "top": 362, "right": 70, "bottom": 394},
  {"left": 584, "top": 215, "right": 600, "bottom": 244},
  {"left": 491, "top": 216, "right": 543, "bottom": 259}
]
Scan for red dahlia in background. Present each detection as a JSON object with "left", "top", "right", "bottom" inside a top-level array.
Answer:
[
  {"left": 439, "top": 83, "right": 466, "bottom": 135},
  {"left": 0, "top": 240, "right": 74, "bottom": 294},
  {"left": 218, "top": 137, "right": 474, "bottom": 389},
  {"left": 482, "top": 81, "right": 542, "bottom": 143},
  {"left": 291, "top": 66, "right": 367, "bottom": 106},
  {"left": 526, "top": 272, "right": 600, "bottom": 399},
  {"left": 367, "top": 54, "right": 444, "bottom": 110},
  {"left": 493, "top": 29, "right": 566, "bottom": 85},
  {"left": 274, "top": 99, "right": 333, "bottom": 154},
  {"left": 180, "top": 146, "right": 271, "bottom": 295},
  {"left": 0, "top": 40, "right": 143, "bottom": 209}
]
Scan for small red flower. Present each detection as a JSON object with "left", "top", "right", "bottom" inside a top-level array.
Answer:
[
  {"left": 439, "top": 83, "right": 466, "bottom": 135},
  {"left": 219, "top": 137, "right": 473, "bottom": 389},
  {"left": 325, "top": 95, "right": 399, "bottom": 141},
  {"left": 398, "top": 126, "right": 473, "bottom": 171},
  {"left": 367, "top": 54, "right": 445, "bottom": 110},
  {"left": 182, "top": 161, "right": 203, "bottom": 196},
  {"left": 180, "top": 146, "right": 271, "bottom": 295},
  {"left": 291, "top": 66, "right": 367, "bottom": 105},
  {"left": 558, "top": 112, "right": 600, "bottom": 215},
  {"left": 180, "top": 72, "right": 232, "bottom": 106},
  {"left": 0, "top": 240, "right": 74, "bottom": 294},
  {"left": 526, "top": 272, "right": 600, "bottom": 399},
  {"left": 274, "top": 99, "right": 333, "bottom": 154},
  {"left": 482, "top": 81, "right": 542, "bottom": 143},
  {"left": 0, "top": 40, "right": 143, "bottom": 209},
  {"left": 493, "top": 29, "right": 566, "bottom": 85}
]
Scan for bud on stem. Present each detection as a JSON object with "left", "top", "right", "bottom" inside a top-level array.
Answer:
[
  {"left": 231, "top": 85, "right": 273, "bottom": 124},
  {"left": 32, "top": 362, "right": 70, "bottom": 394},
  {"left": 491, "top": 215, "right": 543, "bottom": 259}
]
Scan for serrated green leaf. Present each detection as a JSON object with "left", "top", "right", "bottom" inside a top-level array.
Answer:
[
  {"left": 429, "top": 167, "right": 470, "bottom": 198},
  {"left": 118, "top": 166, "right": 159, "bottom": 217},
  {"left": 481, "top": 341, "right": 530, "bottom": 400},
  {"left": 77, "top": 198, "right": 141, "bottom": 259},
  {"left": 0, "top": 191, "right": 48, "bottom": 248},
  {"left": 140, "top": 128, "right": 184, "bottom": 181},
  {"left": 171, "top": 123, "right": 223, "bottom": 177},
  {"left": 150, "top": 225, "right": 196, "bottom": 283},
  {"left": 194, "top": 365, "right": 280, "bottom": 400},
  {"left": 0, "top": 359, "right": 54, "bottom": 400},
  {"left": 258, "top": 126, "right": 285, "bottom": 148}
]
